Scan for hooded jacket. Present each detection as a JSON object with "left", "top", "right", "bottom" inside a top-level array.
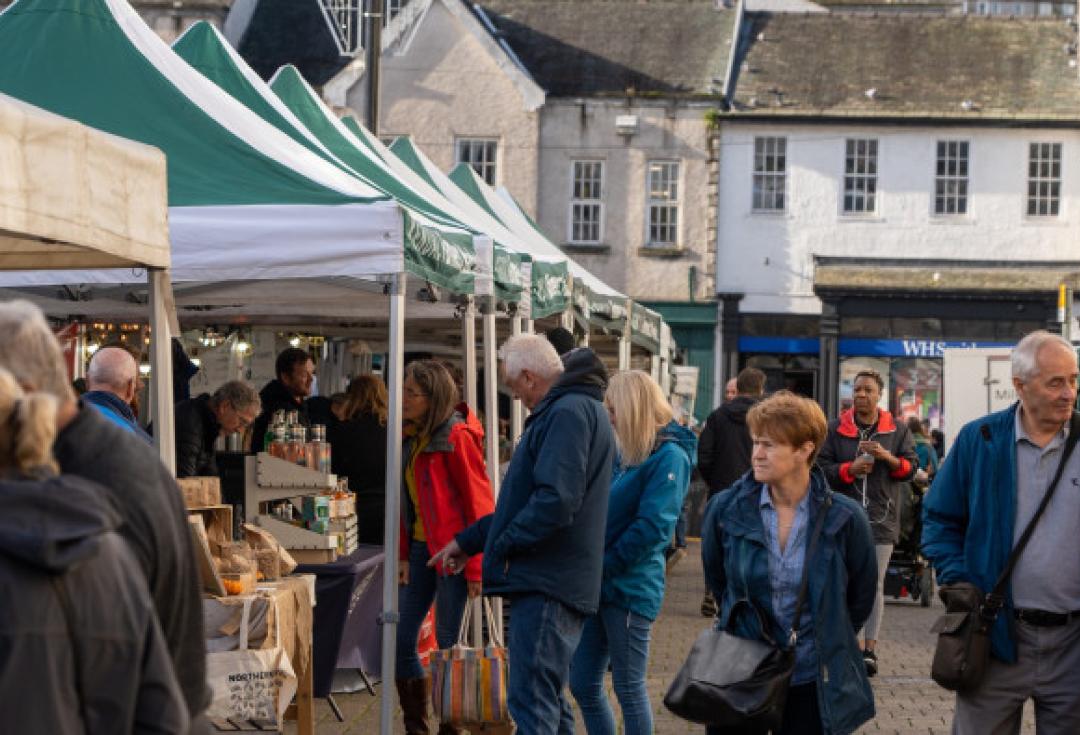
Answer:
[
  {"left": 249, "top": 379, "right": 309, "bottom": 454},
  {"left": 456, "top": 348, "right": 616, "bottom": 614},
  {"left": 0, "top": 473, "right": 188, "bottom": 734},
  {"left": 602, "top": 420, "right": 696, "bottom": 620},
  {"left": 697, "top": 395, "right": 759, "bottom": 495},
  {"left": 54, "top": 404, "right": 209, "bottom": 729},
  {"left": 702, "top": 473, "right": 878, "bottom": 735},
  {"left": 174, "top": 393, "right": 220, "bottom": 478},
  {"left": 818, "top": 408, "right": 917, "bottom": 544},
  {"left": 398, "top": 404, "right": 494, "bottom": 582}
]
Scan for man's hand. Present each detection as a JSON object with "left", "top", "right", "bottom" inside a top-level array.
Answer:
[
  {"left": 850, "top": 455, "right": 874, "bottom": 477},
  {"left": 398, "top": 560, "right": 410, "bottom": 585},
  {"left": 429, "top": 539, "right": 470, "bottom": 575},
  {"left": 467, "top": 581, "right": 482, "bottom": 598},
  {"left": 859, "top": 440, "right": 893, "bottom": 462}
]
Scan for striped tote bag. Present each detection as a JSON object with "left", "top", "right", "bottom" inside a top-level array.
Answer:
[{"left": 430, "top": 598, "right": 511, "bottom": 728}]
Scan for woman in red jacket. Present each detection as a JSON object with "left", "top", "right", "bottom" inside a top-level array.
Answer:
[{"left": 395, "top": 360, "right": 494, "bottom": 734}]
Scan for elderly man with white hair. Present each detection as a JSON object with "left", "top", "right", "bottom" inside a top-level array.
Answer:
[
  {"left": 83, "top": 345, "right": 151, "bottom": 442},
  {"left": 923, "top": 330, "right": 1080, "bottom": 734},
  {"left": 0, "top": 300, "right": 210, "bottom": 732},
  {"left": 431, "top": 336, "right": 616, "bottom": 735}
]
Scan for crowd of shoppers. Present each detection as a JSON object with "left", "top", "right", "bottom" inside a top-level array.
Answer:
[{"left": 2, "top": 292, "right": 1040, "bottom": 735}]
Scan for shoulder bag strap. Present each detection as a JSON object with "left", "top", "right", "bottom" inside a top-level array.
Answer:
[
  {"left": 50, "top": 575, "right": 92, "bottom": 729},
  {"left": 786, "top": 491, "right": 832, "bottom": 648},
  {"left": 987, "top": 410, "right": 1080, "bottom": 610}
]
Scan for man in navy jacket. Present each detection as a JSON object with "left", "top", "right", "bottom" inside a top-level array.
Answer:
[
  {"left": 432, "top": 336, "right": 615, "bottom": 735},
  {"left": 923, "top": 330, "right": 1080, "bottom": 734}
]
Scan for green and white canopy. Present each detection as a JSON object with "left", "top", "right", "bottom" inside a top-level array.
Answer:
[
  {"left": 387, "top": 137, "right": 572, "bottom": 318},
  {"left": 0, "top": 0, "right": 472, "bottom": 293}
]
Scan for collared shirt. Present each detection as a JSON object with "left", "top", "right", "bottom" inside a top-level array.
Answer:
[
  {"left": 82, "top": 391, "right": 152, "bottom": 444},
  {"left": 1011, "top": 408, "right": 1080, "bottom": 611},
  {"left": 759, "top": 485, "right": 818, "bottom": 685}
]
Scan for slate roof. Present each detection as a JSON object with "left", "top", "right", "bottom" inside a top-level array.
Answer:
[
  {"left": 472, "top": 0, "right": 739, "bottom": 98},
  {"left": 729, "top": 13, "right": 1080, "bottom": 121}
]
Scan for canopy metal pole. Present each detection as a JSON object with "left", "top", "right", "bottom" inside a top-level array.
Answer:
[
  {"left": 618, "top": 299, "right": 632, "bottom": 373},
  {"left": 379, "top": 272, "right": 406, "bottom": 735},
  {"left": 660, "top": 322, "right": 673, "bottom": 396},
  {"left": 510, "top": 316, "right": 523, "bottom": 444},
  {"left": 463, "top": 298, "right": 478, "bottom": 409},
  {"left": 481, "top": 296, "right": 503, "bottom": 640},
  {"left": 148, "top": 268, "right": 176, "bottom": 475}
]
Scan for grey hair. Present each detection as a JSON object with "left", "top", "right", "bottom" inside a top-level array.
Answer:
[
  {"left": 499, "top": 334, "right": 564, "bottom": 380},
  {"left": 86, "top": 347, "right": 137, "bottom": 391},
  {"left": 1011, "top": 330, "right": 1075, "bottom": 382},
  {"left": 0, "top": 300, "right": 74, "bottom": 403},
  {"left": 211, "top": 380, "right": 261, "bottom": 413}
]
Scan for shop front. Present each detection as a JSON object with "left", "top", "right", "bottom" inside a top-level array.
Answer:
[{"left": 724, "top": 258, "right": 1076, "bottom": 425}]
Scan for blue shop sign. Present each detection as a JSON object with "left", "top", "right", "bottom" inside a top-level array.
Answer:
[{"left": 739, "top": 336, "right": 1013, "bottom": 357}]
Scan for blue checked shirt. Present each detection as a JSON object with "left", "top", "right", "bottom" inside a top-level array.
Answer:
[{"left": 759, "top": 485, "right": 818, "bottom": 685}]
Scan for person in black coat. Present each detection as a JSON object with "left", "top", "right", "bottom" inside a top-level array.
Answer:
[
  {"left": 174, "top": 381, "right": 260, "bottom": 477},
  {"left": 0, "top": 299, "right": 211, "bottom": 730},
  {"left": 327, "top": 375, "right": 389, "bottom": 545},
  {"left": 250, "top": 347, "right": 316, "bottom": 454},
  {"left": 697, "top": 367, "right": 766, "bottom": 498},
  {"left": 0, "top": 367, "right": 189, "bottom": 734}
]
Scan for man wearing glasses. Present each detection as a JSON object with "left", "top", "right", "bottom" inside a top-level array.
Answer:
[{"left": 174, "top": 380, "right": 261, "bottom": 478}]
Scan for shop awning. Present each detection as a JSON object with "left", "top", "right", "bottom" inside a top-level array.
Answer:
[{"left": 0, "top": 93, "right": 169, "bottom": 270}]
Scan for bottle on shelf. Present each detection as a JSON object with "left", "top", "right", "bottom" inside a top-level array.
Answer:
[{"left": 307, "top": 424, "right": 332, "bottom": 474}]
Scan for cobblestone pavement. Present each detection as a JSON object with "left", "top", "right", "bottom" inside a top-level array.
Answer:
[{"left": 287, "top": 541, "right": 1034, "bottom": 734}]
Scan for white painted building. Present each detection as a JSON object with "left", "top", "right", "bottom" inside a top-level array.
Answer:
[{"left": 715, "top": 11, "right": 1080, "bottom": 421}]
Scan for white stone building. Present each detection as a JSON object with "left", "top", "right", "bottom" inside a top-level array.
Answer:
[{"left": 715, "top": 11, "right": 1080, "bottom": 421}]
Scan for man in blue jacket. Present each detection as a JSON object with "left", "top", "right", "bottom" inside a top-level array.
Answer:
[
  {"left": 923, "top": 330, "right": 1080, "bottom": 734},
  {"left": 431, "top": 335, "right": 615, "bottom": 735},
  {"left": 83, "top": 346, "right": 152, "bottom": 443}
]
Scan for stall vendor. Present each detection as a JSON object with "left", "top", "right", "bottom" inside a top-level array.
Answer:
[
  {"left": 174, "top": 381, "right": 260, "bottom": 477},
  {"left": 250, "top": 348, "right": 316, "bottom": 453}
]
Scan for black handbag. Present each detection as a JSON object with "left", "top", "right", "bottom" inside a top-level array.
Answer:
[
  {"left": 664, "top": 493, "right": 831, "bottom": 729},
  {"left": 930, "top": 411, "right": 1080, "bottom": 692}
]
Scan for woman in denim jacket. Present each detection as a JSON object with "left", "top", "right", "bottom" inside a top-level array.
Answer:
[
  {"left": 569, "top": 371, "right": 696, "bottom": 734},
  {"left": 701, "top": 391, "right": 878, "bottom": 735}
]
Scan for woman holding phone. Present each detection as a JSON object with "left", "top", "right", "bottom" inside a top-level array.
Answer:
[{"left": 818, "top": 369, "right": 918, "bottom": 677}]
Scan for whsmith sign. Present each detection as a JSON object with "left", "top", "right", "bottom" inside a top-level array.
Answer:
[{"left": 738, "top": 337, "right": 1014, "bottom": 358}]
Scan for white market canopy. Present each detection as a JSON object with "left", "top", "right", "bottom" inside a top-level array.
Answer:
[{"left": 0, "top": 92, "right": 169, "bottom": 271}]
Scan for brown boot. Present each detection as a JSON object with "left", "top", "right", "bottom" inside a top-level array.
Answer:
[{"left": 395, "top": 677, "right": 432, "bottom": 735}]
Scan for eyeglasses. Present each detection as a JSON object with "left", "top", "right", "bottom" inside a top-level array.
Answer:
[{"left": 229, "top": 403, "right": 256, "bottom": 429}]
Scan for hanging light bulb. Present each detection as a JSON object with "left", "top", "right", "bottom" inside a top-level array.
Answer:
[
  {"left": 138, "top": 363, "right": 151, "bottom": 376},
  {"left": 289, "top": 335, "right": 301, "bottom": 348},
  {"left": 86, "top": 343, "right": 100, "bottom": 356}
]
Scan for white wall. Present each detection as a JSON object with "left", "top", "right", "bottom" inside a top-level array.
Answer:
[
  {"left": 716, "top": 123, "right": 1080, "bottom": 314},
  {"left": 538, "top": 99, "right": 715, "bottom": 302}
]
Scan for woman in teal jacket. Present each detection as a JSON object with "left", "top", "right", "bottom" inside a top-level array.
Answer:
[
  {"left": 569, "top": 370, "right": 696, "bottom": 735},
  {"left": 701, "top": 391, "right": 878, "bottom": 735}
]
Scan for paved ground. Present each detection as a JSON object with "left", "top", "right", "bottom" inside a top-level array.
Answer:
[{"left": 287, "top": 541, "right": 1034, "bottom": 734}]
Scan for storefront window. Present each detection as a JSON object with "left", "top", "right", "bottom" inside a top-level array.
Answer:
[{"left": 891, "top": 358, "right": 943, "bottom": 430}]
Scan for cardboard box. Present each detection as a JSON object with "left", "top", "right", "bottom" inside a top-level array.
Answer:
[{"left": 178, "top": 476, "right": 222, "bottom": 508}]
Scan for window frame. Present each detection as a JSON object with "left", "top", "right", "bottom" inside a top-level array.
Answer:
[
  {"left": 752, "top": 136, "right": 788, "bottom": 213},
  {"left": 841, "top": 138, "right": 879, "bottom": 216},
  {"left": 567, "top": 159, "right": 605, "bottom": 245},
  {"left": 455, "top": 137, "right": 499, "bottom": 186},
  {"left": 645, "top": 160, "right": 682, "bottom": 248},
  {"left": 932, "top": 139, "right": 971, "bottom": 217},
  {"left": 1026, "top": 141, "right": 1063, "bottom": 218}
]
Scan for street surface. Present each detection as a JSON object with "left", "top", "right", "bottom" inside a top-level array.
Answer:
[{"left": 288, "top": 541, "right": 1034, "bottom": 734}]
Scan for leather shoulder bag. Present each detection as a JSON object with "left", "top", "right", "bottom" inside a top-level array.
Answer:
[
  {"left": 930, "top": 410, "right": 1080, "bottom": 692},
  {"left": 664, "top": 492, "right": 831, "bottom": 729}
]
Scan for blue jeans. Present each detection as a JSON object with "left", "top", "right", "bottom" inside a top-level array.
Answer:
[
  {"left": 569, "top": 605, "right": 654, "bottom": 735},
  {"left": 395, "top": 540, "right": 468, "bottom": 680},
  {"left": 507, "top": 593, "right": 586, "bottom": 735}
]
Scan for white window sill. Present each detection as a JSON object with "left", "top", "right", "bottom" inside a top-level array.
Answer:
[
  {"left": 929, "top": 216, "right": 976, "bottom": 225},
  {"left": 1021, "top": 217, "right": 1070, "bottom": 227},
  {"left": 748, "top": 210, "right": 792, "bottom": 219},
  {"left": 837, "top": 215, "right": 885, "bottom": 223}
]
